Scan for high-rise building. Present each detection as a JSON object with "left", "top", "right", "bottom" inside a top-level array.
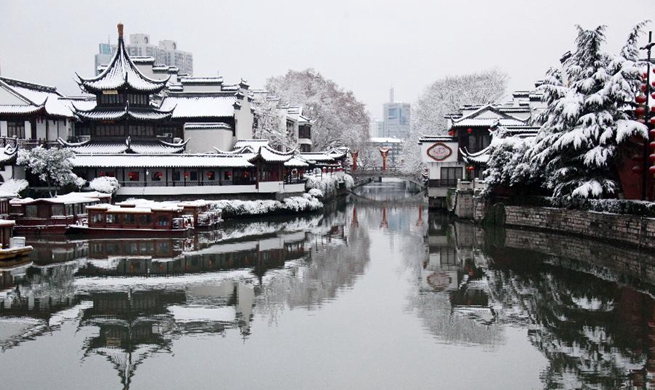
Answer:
[
  {"left": 94, "top": 33, "right": 193, "bottom": 76},
  {"left": 381, "top": 88, "right": 410, "bottom": 139}
]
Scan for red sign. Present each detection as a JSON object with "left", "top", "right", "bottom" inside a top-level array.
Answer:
[{"left": 426, "top": 142, "right": 453, "bottom": 162}]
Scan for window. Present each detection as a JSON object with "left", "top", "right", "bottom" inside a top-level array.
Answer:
[
  {"left": 123, "top": 214, "right": 136, "bottom": 225},
  {"left": 387, "top": 107, "right": 398, "bottom": 119},
  {"left": 26, "top": 205, "right": 37, "bottom": 218},
  {"left": 223, "top": 170, "right": 232, "bottom": 181},
  {"left": 91, "top": 213, "right": 104, "bottom": 224},
  {"left": 8, "top": 121, "right": 25, "bottom": 138},
  {"left": 157, "top": 215, "right": 169, "bottom": 227},
  {"left": 51, "top": 205, "right": 64, "bottom": 216},
  {"left": 152, "top": 172, "right": 163, "bottom": 181},
  {"left": 139, "top": 214, "right": 153, "bottom": 226},
  {"left": 128, "top": 172, "right": 139, "bottom": 182},
  {"left": 189, "top": 171, "right": 198, "bottom": 181},
  {"left": 440, "top": 167, "right": 463, "bottom": 187},
  {"left": 106, "top": 214, "right": 117, "bottom": 224},
  {"left": 172, "top": 171, "right": 181, "bottom": 181},
  {"left": 206, "top": 171, "right": 215, "bottom": 181}
]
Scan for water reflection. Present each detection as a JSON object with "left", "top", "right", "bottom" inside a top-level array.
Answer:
[
  {"left": 5, "top": 181, "right": 655, "bottom": 389},
  {"left": 422, "top": 212, "right": 655, "bottom": 388}
]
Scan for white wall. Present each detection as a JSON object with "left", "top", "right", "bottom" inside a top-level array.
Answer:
[
  {"left": 185, "top": 128, "right": 233, "bottom": 153},
  {"left": 0, "top": 121, "right": 7, "bottom": 137}
]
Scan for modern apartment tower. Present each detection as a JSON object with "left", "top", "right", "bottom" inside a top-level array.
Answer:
[{"left": 94, "top": 33, "right": 193, "bottom": 76}]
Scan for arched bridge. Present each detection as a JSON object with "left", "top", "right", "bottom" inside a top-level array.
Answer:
[{"left": 349, "top": 170, "right": 427, "bottom": 189}]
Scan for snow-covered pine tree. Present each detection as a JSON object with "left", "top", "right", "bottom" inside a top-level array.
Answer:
[
  {"left": 529, "top": 24, "right": 648, "bottom": 198},
  {"left": 483, "top": 126, "right": 534, "bottom": 195}
]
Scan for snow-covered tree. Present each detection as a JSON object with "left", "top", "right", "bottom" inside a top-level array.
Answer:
[
  {"left": 17, "top": 146, "right": 76, "bottom": 196},
  {"left": 413, "top": 69, "right": 509, "bottom": 136},
  {"left": 265, "top": 69, "right": 370, "bottom": 151},
  {"left": 400, "top": 69, "right": 509, "bottom": 175},
  {"left": 89, "top": 176, "right": 121, "bottom": 195},
  {"left": 528, "top": 24, "right": 649, "bottom": 199},
  {"left": 483, "top": 127, "right": 535, "bottom": 194},
  {"left": 252, "top": 95, "right": 295, "bottom": 151}
]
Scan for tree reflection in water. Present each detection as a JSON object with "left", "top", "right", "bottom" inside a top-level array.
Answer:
[{"left": 421, "top": 211, "right": 655, "bottom": 389}]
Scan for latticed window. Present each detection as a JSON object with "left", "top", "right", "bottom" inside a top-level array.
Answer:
[{"left": 7, "top": 121, "right": 25, "bottom": 138}]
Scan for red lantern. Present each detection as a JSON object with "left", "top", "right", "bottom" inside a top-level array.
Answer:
[
  {"left": 649, "top": 166, "right": 655, "bottom": 175},
  {"left": 649, "top": 154, "right": 655, "bottom": 163},
  {"left": 636, "top": 106, "right": 647, "bottom": 116},
  {"left": 649, "top": 141, "right": 655, "bottom": 150},
  {"left": 633, "top": 165, "right": 644, "bottom": 174},
  {"left": 642, "top": 84, "right": 649, "bottom": 92},
  {"left": 184, "top": 172, "right": 190, "bottom": 178},
  {"left": 636, "top": 95, "right": 648, "bottom": 104},
  {"left": 448, "top": 130, "right": 455, "bottom": 136},
  {"left": 466, "top": 165, "right": 475, "bottom": 171},
  {"left": 643, "top": 72, "right": 649, "bottom": 79},
  {"left": 467, "top": 128, "right": 473, "bottom": 134}
]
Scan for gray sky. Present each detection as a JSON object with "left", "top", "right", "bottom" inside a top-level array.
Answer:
[{"left": 1, "top": 0, "right": 653, "bottom": 120}]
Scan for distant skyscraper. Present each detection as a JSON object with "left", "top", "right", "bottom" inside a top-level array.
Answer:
[
  {"left": 381, "top": 88, "right": 410, "bottom": 139},
  {"left": 94, "top": 33, "right": 193, "bottom": 76}
]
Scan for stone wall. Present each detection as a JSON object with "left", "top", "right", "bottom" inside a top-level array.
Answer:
[{"left": 503, "top": 206, "right": 655, "bottom": 249}]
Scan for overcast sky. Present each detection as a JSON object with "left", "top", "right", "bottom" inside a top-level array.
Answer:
[{"left": 1, "top": 0, "right": 653, "bottom": 120}]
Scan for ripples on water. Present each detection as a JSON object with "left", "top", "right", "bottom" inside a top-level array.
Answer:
[{"left": 1, "top": 180, "right": 655, "bottom": 389}]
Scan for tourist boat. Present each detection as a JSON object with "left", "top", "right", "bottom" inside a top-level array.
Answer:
[
  {"left": 68, "top": 200, "right": 195, "bottom": 237},
  {"left": 9, "top": 192, "right": 111, "bottom": 235},
  {"left": 0, "top": 219, "right": 33, "bottom": 261},
  {"left": 177, "top": 200, "right": 222, "bottom": 229}
]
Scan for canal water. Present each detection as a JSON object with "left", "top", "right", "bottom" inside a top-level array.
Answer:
[{"left": 2, "top": 180, "right": 655, "bottom": 389}]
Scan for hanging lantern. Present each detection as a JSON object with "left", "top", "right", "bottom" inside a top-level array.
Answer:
[
  {"left": 649, "top": 154, "right": 655, "bottom": 163},
  {"left": 649, "top": 166, "right": 655, "bottom": 175},
  {"left": 466, "top": 165, "right": 475, "bottom": 171},
  {"left": 642, "top": 84, "right": 649, "bottom": 92},
  {"left": 184, "top": 172, "right": 190, "bottom": 178},
  {"left": 636, "top": 106, "right": 647, "bottom": 116},
  {"left": 643, "top": 72, "right": 649, "bottom": 79},
  {"left": 636, "top": 95, "right": 648, "bottom": 104},
  {"left": 649, "top": 141, "right": 655, "bottom": 149},
  {"left": 633, "top": 165, "right": 644, "bottom": 174},
  {"left": 467, "top": 128, "right": 473, "bottom": 134},
  {"left": 448, "top": 130, "right": 455, "bottom": 136}
]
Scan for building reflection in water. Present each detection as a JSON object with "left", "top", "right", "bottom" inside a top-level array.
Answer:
[
  {"left": 0, "top": 209, "right": 369, "bottom": 388},
  {"left": 423, "top": 211, "right": 655, "bottom": 389}
]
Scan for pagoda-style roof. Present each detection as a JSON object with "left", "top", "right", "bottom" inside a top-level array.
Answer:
[
  {"left": 0, "top": 77, "right": 76, "bottom": 118},
  {"left": 451, "top": 105, "right": 527, "bottom": 129},
  {"left": 72, "top": 102, "right": 174, "bottom": 122},
  {"left": 58, "top": 137, "right": 187, "bottom": 155},
  {"left": 76, "top": 24, "right": 169, "bottom": 94}
]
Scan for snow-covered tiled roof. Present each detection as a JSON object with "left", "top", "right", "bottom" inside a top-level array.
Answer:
[
  {"left": 0, "top": 104, "right": 45, "bottom": 115},
  {"left": 0, "top": 77, "right": 76, "bottom": 118},
  {"left": 233, "top": 139, "right": 269, "bottom": 150},
  {"left": 184, "top": 122, "right": 232, "bottom": 130},
  {"left": 299, "top": 152, "right": 336, "bottom": 163},
  {"left": 285, "top": 156, "right": 309, "bottom": 167},
  {"left": 70, "top": 154, "right": 254, "bottom": 168},
  {"left": 73, "top": 105, "right": 173, "bottom": 121},
  {"left": 159, "top": 95, "right": 237, "bottom": 118},
  {"left": 76, "top": 28, "right": 168, "bottom": 94},
  {"left": 59, "top": 138, "right": 186, "bottom": 155},
  {"left": 180, "top": 77, "right": 224, "bottom": 84},
  {"left": 418, "top": 135, "right": 455, "bottom": 144},
  {"left": 246, "top": 145, "right": 294, "bottom": 163},
  {"left": 453, "top": 118, "right": 526, "bottom": 128}
]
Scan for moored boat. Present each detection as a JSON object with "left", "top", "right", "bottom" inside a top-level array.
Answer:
[
  {"left": 68, "top": 200, "right": 194, "bottom": 237},
  {"left": 0, "top": 220, "right": 33, "bottom": 261},
  {"left": 9, "top": 192, "right": 111, "bottom": 235}
]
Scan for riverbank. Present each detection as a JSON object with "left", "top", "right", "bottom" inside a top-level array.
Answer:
[{"left": 451, "top": 190, "right": 655, "bottom": 250}]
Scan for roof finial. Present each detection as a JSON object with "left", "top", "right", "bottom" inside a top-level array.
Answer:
[{"left": 117, "top": 23, "right": 124, "bottom": 39}]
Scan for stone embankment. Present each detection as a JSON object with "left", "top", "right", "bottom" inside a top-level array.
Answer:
[{"left": 453, "top": 191, "right": 655, "bottom": 250}]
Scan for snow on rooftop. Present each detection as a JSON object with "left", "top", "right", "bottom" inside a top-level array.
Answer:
[
  {"left": 70, "top": 154, "right": 254, "bottom": 168},
  {"left": 159, "top": 95, "right": 237, "bottom": 118}
]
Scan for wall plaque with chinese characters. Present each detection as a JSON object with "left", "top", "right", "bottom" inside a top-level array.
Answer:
[{"left": 426, "top": 142, "right": 453, "bottom": 161}]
